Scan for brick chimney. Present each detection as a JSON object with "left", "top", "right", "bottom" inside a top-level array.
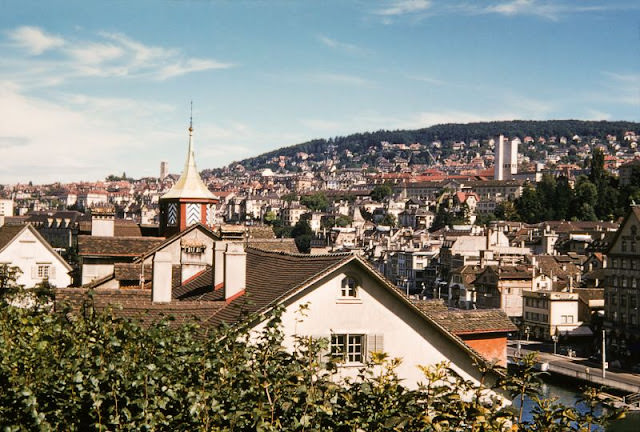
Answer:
[
  {"left": 224, "top": 242, "right": 246, "bottom": 302},
  {"left": 152, "top": 251, "right": 173, "bottom": 303},
  {"left": 213, "top": 241, "right": 226, "bottom": 290}
]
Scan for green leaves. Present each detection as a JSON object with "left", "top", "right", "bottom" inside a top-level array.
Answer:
[{"left": 0, "top": 303, "right": 623, "bottom": 431}]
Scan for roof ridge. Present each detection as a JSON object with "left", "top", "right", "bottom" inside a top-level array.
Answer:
[{"left": 245, "top": 246, "right": 353, "bottom": 258}]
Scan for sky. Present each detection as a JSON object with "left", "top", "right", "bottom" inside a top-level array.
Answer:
[{"left": 1, "top": 0, "right": 639, "bottom": 184}]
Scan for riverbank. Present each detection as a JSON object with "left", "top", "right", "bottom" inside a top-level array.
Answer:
[{"left": 508, "top": 343, "right": 640, "bottom": 397}]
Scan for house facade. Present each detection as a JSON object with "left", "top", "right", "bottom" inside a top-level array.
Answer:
[{"left": 0, "top": 223, "right": 72, "bottom": 288}]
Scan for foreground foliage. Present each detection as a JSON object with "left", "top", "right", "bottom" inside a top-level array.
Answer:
[{"left": 0, "top": 301, "right": 625, "bottom": 431}]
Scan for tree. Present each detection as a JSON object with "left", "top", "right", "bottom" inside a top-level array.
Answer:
[
  {"left": 515, "top": 186, "right": 543, "bottom": 223},
  {"left": 0, "top": 302, "right": 623, "bottom": 431},
  {"left": 495, "top": 200, "right": 520, "bottom": 221},
  {"left": 371, "top": 184, "right": 392, "bottom": 202},
  {"left": 0, "top": 264, "right": 22, "bottom": 294},
  {"left": 588, "top": 148, "right": 606, "bottom": 185},
  {"left": 380, "top": 213, "right": 396, "bottom": 228},
  {"left": 554, "top": 176, "right": 574, "bottom": 220},
  {"left": 263, "top": 210, "right": 278, "bottom": 225},
  {"left": 300, "top": 192, "right": 328, "bottom": 212}
]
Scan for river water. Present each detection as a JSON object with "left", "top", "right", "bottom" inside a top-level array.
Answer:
[{"left": 513, "top": 376, "right": 640, "bottom": 431}]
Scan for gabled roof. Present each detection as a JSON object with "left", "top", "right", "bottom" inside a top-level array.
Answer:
[
  {"left": 204, "top": 248, "right": 352, "bottom": 326},
  {"left": 136, "top": 223, "right": 220, "bottom": 262},
  {"left": 0, "top": 224, "right": 72, "bottom": 271},
  {"left": 0, "top": 225, "right": 24, "bottom": 252},
  {"left": 606, "top": 205, "right": 640, "bottom": 255}
]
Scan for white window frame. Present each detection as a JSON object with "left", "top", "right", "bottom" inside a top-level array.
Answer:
[{"left": 331, "top": 333, "right": 364, "bottom": 364}]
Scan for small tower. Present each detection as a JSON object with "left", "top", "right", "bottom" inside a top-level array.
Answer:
[{"left": 159, "top": 109, "right": 217, "bottom": 237}]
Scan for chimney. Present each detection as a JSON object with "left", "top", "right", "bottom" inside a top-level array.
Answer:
[
  {"left": 152, "top": 251, "right": 173, "bottom": 303},
  {"left": 91, "top": 208, "right": 115, "bottom": 237},
  {"left": 224, "top": 242, "right": 246, "bottom": 302},
  {"left": 213, "top": 241, "right": 226, "bottom": 290}
]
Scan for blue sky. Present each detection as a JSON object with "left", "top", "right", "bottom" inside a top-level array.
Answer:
[{"left": 1, "top": 0, "right": 639, "bottom": 184}]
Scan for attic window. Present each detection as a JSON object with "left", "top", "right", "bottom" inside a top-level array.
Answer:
[
  {"left": 340, "top": 276, "right": 358, "bottom": 298},
  {"left": 183, "top": 245, "right": 205, "bottom": 254}
]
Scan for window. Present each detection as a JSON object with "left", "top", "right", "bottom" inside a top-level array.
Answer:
[
  {"left": 331, "top": 334, "right": 364, "bottom": 363},
  {"left": 37, "top": 264, "right": 51, "bottom": 279},
  {"left": 341, "top": 277, "right": 358, "bottom": 298}
]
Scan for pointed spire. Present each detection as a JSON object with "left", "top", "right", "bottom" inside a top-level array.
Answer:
[{"left": 161, "top": 104, "right": 215, "bottom": 200}]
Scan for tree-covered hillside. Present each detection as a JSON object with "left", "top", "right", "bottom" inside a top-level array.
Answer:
[{"left": 225, "top": 120, "right": 640, "bottom": 171}]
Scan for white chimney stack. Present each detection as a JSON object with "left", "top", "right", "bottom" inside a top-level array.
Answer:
[
  {"left": 224, "top": 242, "right": 246, "bottom": 302},
  {"left": 214, "top": 241, "right": 226, "bottom": 290},
  {"left": 152, "top": 251, "right": 173, "bottom": 303}
]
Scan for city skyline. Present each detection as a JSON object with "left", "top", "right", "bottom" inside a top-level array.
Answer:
[{"left": 1, "top": 0, "right": 639, "bottom": 183}]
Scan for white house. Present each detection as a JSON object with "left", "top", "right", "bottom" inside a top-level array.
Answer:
[
  {"left": 0, "top": 223, "right": 72, "bottom": 288},
  {"left": 58, "top": 241, "right": 513, "bottom": 390}
]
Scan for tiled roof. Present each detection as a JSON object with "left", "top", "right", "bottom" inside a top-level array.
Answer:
[
  {"left": 426, "top": 309, "right": 517, "bottom": 335},
  {"left": 247, "top": 238, "right": 299, "bottom": 253},
  {"left": 0, "top": 225, "right": 24, "bottom": 251},
  {"left": 114, "top": 263, "right": 152, "bottom": 281},
  {"left": 78, "top": 236, "right": 165, "bottom": 257},
  {"left": 204, "top": 249, "right": 352, "bottom": 326},
  {"left": 172, "top": 267, "right": 224, "bottom": 302},
  {"left": 55, "top": 288, "right": 224, "bottom": 326},
  {"left": 78, "top": 219, "right": 143, "bottom": 236}
]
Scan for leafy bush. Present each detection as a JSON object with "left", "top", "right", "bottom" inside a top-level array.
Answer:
[{"left": 0, "top": 301, "right": 624, "bottom": 431}]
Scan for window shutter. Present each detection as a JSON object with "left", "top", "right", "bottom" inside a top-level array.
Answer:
[
  {"left": 369, "top": 334, "right": 384, "bottom": 354},
  {"left": 31, "top": 266, "right": 37, "bottom": 279},
  {"left": 50, "top": 266, "right": 56, "bottom": 279}
]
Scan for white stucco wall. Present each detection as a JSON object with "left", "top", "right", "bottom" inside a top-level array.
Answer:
[
  {"left": 252, "top": 261, "right": 487, "bottom": 389},
  {"left": 0, "top": 227, "right": 71, "bottom": 288},
  {"left": 81, "top": 263, "right": 114, "bottom": 285}
]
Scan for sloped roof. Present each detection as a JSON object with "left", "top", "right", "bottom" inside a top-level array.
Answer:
[
  {"left": 56, "top": 288, "right": 225, "bottom": 326},
  {"left": 205, "top": 249, "right": 352, "bottom": 325},
  {"left": 172, "top": 266, "right": 224, "bottom": 302},
  {"left": 0, "top": 225, "right": 24, "bottom": 251},
  {"left": 78, "top": 236, "right": 165, "bottom": 257},
  {"left": 426, "top": 309, "right": 517, "bottom": 335}
]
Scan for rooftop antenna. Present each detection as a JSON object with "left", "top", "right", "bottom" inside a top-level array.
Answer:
[{"left": 189, "top": 100, "right": 193, "bottom": 132}]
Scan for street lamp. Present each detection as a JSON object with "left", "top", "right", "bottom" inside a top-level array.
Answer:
[{"left": 551, "top": 335, "right": 558, "bottom": 355}]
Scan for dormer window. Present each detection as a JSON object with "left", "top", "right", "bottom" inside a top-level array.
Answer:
[{"left": 341, "top": 276, "right": 357, "bottom": 297}]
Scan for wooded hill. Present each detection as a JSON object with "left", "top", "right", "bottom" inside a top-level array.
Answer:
[{"left": 222, "top": 120, "right": 640, "bottom": 172}]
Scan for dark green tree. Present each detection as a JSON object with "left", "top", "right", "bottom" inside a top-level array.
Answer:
[
  {"left": 300, "top": 192, "right": 329, "bottom": 212},
  {"left": 380, "top": 213, "right": 396, "bottom": 227},
  {"left": 371, "top": 184, "right": 393, "bottom": 202},
  {"left": 515, "top": 186, "right": 543, "bottom": 223}
]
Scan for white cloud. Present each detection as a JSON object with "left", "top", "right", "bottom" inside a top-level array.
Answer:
[
  {"left": 2, "top": 27, "right": 233, "bottom": 85},
  {"left": 156, "top": 58, "right": 233, "bottom": 80},
  {"left": 374, "top": 0, "right": 432, "bottom": 16},
  {"left": 485, "top": 0, "right": 560, "bottom": 20},
  {"left": 309, "top": 73, "right": 373, "bottom": 86},
  {"left": 317, "top": 35, "right": 368, "bottom": 55},
  {"left": 7, "top": 26, "right": 65, "bottom": 55},
  {"left": 0, "top": 81, "right": 185, "bottom": 183}
]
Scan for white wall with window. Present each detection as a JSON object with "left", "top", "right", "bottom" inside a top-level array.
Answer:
[
  {"left": 250, "top": 261, "right": 488, "bottom": 389},
  {"left": 0, "top": 224, "right": 71, "bottom": 288}
]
